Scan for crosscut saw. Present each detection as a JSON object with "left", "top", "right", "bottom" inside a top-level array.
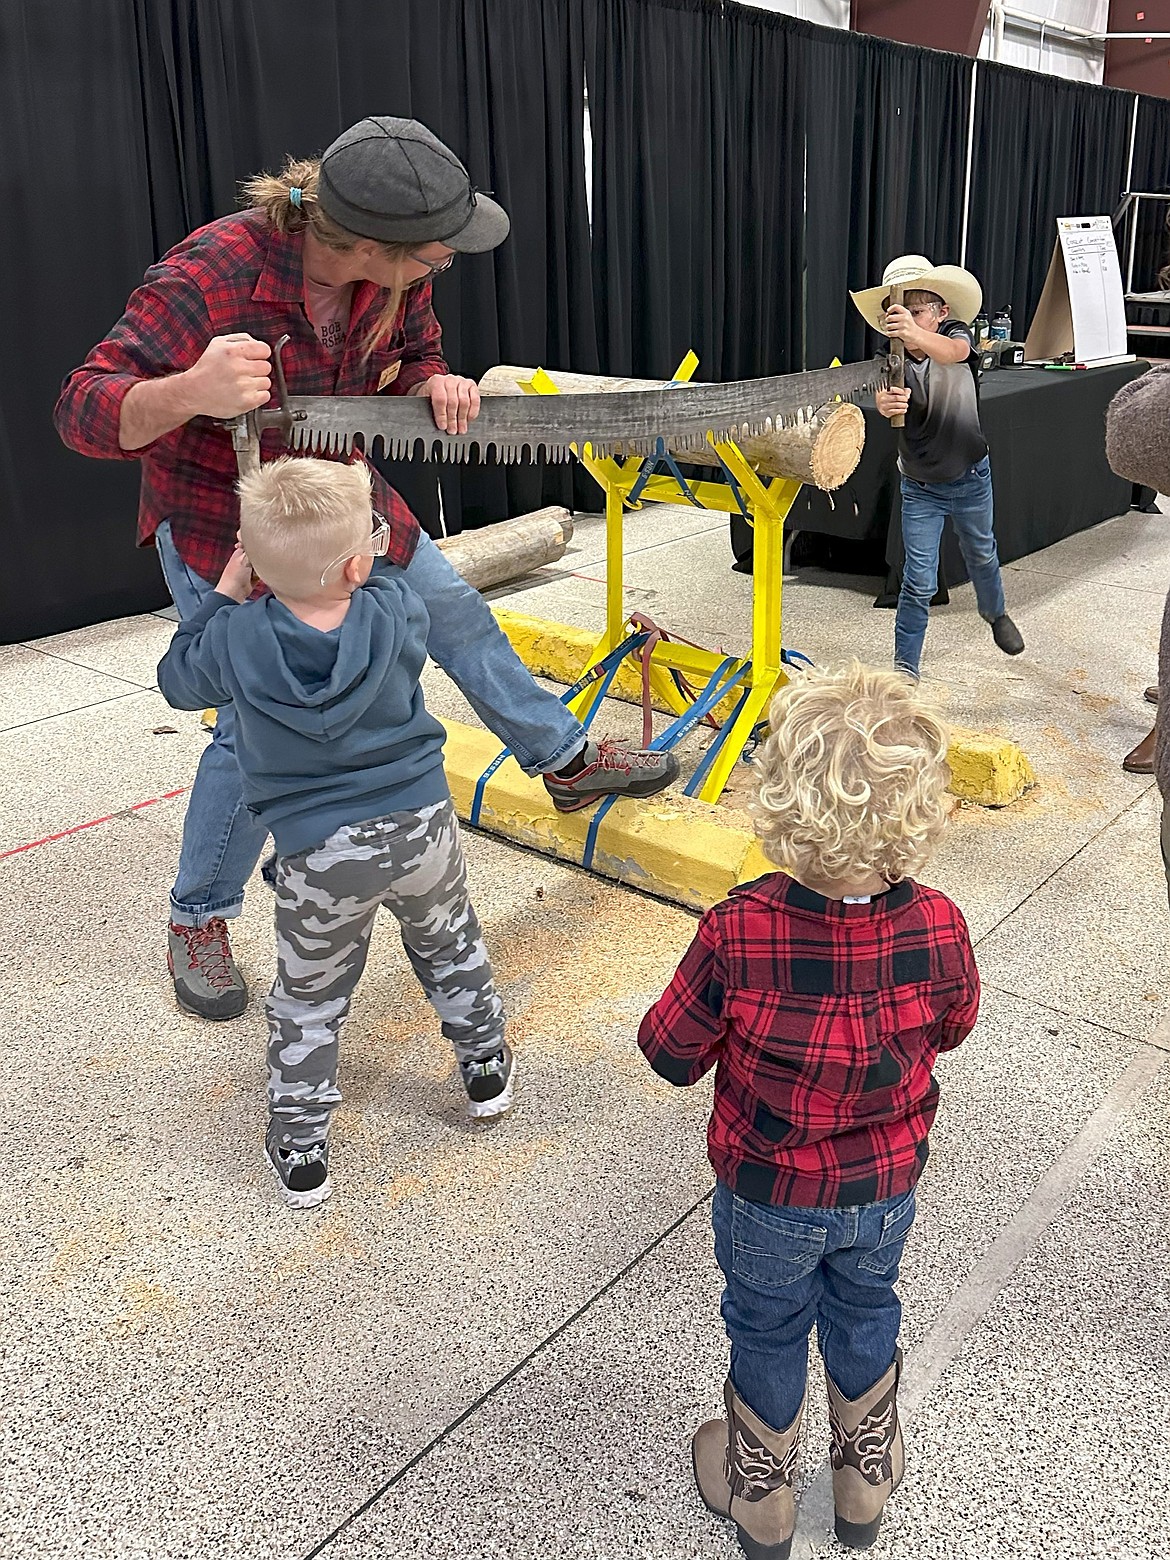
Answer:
[{"left": 228, "top": 348, "right": 885, "bottom": 469}]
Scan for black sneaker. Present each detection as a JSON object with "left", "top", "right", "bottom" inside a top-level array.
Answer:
[
  {"left": 991, "top": 614, "right": 1025, "bottom": 656},
  {"left": 265, "top": 1122, "right": 332, "bottom": 1209},
  {"left": 459, "top": 1044, "right": 516, "bottom": 1120}
]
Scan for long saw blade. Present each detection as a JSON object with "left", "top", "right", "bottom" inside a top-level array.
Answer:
[{"left": 286, "top": 359, "right": 885, "bottom": 464}]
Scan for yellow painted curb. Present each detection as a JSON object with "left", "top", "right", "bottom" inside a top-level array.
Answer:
[
  {"left": 495, "top": 609, "right": 1037, "bottom": 810},
  {"left": 443, "top": 718, "right": 770, "bottom": 912},
  {"left": 493, "top": 607, "right": 741, "bottom": 722},
  {"left": 494, "top": 610, "right": 1037, "bottom": 809},
  {"left": 947, "top": 729, "right": 1035, "bottom": 807}
]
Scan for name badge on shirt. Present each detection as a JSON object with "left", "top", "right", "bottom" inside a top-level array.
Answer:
[{"left": 377, "top": 362, "right": 401, "bottom": 392}]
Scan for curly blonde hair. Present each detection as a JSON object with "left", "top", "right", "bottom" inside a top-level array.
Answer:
[
  {"left": 240, "top": 156, "right": 413, "bottom": 358},
  {"left": 751, "top": 661, "right": 951, "bottom": 886}
]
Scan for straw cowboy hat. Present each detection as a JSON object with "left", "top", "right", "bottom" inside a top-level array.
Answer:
[{"left": 851, "top": 255, "right": 983, "bottom": 335}]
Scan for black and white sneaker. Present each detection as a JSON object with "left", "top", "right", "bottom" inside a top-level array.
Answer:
[
  {"left": 459, "top": 1044, "right": 516, "bottom": 1121},
  {"left": 265, "top": 1122, "right": 332, "bottom": 1209}
]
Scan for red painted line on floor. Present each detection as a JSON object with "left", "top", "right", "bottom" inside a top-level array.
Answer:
[{"left": 0, "top": 787, "right": 189, "bottom": 861}]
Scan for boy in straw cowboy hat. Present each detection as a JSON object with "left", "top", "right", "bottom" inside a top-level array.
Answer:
[{"left": 851, "top": 256, "right": 1024, "bottom": 679}]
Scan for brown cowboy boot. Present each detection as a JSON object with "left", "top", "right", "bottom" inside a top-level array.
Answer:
[
  {"left": 1123, "top": 726, "right": 1156, "bottom": 775},
  {"left": 692, "top": 1377, "right": 804, "bottom": 1560},
  {"left": 826, "top": 1350, "right": 904, "bottom": 1549}
]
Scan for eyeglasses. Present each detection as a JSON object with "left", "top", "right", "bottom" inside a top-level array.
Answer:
[
  {"left": 409, "top": 250, "right": 456, "bottom": 277},
  {"left": 320, "top": 512, "right": 391, "bottom": 587}
]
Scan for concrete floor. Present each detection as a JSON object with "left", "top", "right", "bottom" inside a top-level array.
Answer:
[{"left": 3, "top": 501, "right": 1168, "bottom": 1560}]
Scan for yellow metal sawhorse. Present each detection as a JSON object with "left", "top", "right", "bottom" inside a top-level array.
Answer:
[{"left": 521, "top": 360, "right": 803, "bottom": 803}]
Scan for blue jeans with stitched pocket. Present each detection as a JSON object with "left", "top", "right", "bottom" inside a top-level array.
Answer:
[
  {"left": 895, "top": 454, "right": 1006, "bottom": 678},
  {"left": 712, "top": 1178, "right": 916, "bottom": 1432}
]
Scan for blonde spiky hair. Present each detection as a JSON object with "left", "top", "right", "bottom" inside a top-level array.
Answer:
[{"left": 237, "top": 456, "right": 373, "bottom": 599}]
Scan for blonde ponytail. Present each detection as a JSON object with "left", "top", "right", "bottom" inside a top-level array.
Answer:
[{"left": 240, "top": 155, "right": 415, "bottom": 356}]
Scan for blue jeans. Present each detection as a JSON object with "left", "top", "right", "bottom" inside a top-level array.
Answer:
[
  {"left": 895, "top": 454, "right": 1006, "bottom": 678},
  {"left": 154, "top": 523, "right": 585, "bottom": 926},
  {"left": 712, "top": 1178, "right": 916, "bottom": 1431}
]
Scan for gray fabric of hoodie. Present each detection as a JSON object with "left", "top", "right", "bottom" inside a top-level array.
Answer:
[{"left": 157, "top": 564, "right": 449, "bottom": 856}]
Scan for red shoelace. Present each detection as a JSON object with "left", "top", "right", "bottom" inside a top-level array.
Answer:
[
  {"left": 589, "top": 738, "right": 664, "bottom": 775},
  {"left": 176, "top": 917, "right": 237, "bottom": 991}
]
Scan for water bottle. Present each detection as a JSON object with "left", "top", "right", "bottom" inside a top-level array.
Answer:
[
  {"left": 973, "top": 312, "right": 990, "bottom": 347},
  {"left": 990, "top": 306, "right": 1012, "bottom": 342}
]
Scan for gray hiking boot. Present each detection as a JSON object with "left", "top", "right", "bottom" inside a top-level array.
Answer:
[
  {"left": 542, "top": 738, "right": 679, "bottom": 813},
  {"left": 167, "top": 917, "right": 248, "bottom": 1020}
]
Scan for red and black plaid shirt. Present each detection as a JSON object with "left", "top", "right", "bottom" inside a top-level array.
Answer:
[
  {"left": 54, "top": 210, "right": 448, "bottom": 583},
  {"left": 638, "top": 872, "right": 980, "bottom": 1209}
]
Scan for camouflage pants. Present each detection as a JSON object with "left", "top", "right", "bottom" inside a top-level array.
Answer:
[{"left": 266, "top": 798, "right": 505, "bottom": 1149}]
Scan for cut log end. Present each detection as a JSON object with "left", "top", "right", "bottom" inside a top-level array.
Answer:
[{"left": 805, "top": 402, "right": 867, "bottom": 491}]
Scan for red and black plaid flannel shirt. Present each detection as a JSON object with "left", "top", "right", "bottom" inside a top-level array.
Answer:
[
  {"left": 54, "top": 210, "right": 448, "bottom": 583},
  {"left": 638, "top": 872, "right": 979, "bottom": 1209}
]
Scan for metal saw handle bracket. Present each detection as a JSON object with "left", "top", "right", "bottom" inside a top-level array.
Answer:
[{"left": 223, "top": 334, "right": 306, "bottom": 477}]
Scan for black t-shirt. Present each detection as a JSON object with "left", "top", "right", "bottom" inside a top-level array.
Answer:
[{"left": 898, "top": 319, "right": 988, "bottom": 484}]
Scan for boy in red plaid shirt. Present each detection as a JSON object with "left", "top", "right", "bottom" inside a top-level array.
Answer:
[{"left": 638, "top": 663, "right": 979, "bottom": 1558}]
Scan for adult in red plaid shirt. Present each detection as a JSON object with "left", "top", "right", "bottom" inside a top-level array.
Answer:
[
  {"left": 638, "top": 662, "right": 979, "bottom": 1557},
  {"left": 55, "top": 117, "right": 676, "bottom": 1022}
]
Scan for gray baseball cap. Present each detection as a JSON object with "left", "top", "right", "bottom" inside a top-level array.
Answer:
[{"left": 317, "top": 116, "right": 510, "bottom": 253}]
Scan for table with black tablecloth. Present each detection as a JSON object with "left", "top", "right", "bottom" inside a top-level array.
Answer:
[{"left": 731, "top": 360, "right": 1152, "bottom": 599}]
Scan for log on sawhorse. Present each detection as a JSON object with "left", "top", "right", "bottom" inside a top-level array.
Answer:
[{"left": 491, "top": 361, "right": 832, "bottom": 805}]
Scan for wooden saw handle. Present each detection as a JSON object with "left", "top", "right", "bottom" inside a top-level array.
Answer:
[{"left": 888, "top": 283, "right": 906, "bottom": 429}]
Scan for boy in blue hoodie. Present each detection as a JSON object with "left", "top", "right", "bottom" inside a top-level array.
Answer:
[{"left": 157, "top": 457, "right": 512, "bottom": 1208}]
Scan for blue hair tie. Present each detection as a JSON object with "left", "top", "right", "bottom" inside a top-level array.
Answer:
[{"left": 289, "top": 186, "right": 303, "bottom": 208}]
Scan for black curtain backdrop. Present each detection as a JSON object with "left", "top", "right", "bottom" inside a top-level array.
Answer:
[
  {"left": 585, "top": 3, "right": 972, "bottom": 379},
  {"left": 795, "top": 26, "right": 972, "bottom": 368},
  {"left": 0, "top": 2, "right": 177, "bottom": 641},
  {"left": 1131, "top": 94, "right": 1170, "bottom": 193},
  {"left": 967, "top": 62, "right": 1133, "bottom": 340},
  {"left": 1125, "top": 95, "right": 1170, "bottom": 295},
  {"left": 585, "top": 0, "right": 804, "bottom": 380},
  {"left": 132, "top": 0, "right": 598, "bottom": 534},
  {"left": 2, "top": 0, "right": 595, "bottom": 644}
]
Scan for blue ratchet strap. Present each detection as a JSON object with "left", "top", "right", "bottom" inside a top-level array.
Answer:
[
  {"left": 710, "top": 447, "right": 752, "bottom": 521},
  {"left": 626, "top": 438, "right": 705, "bottom": 509},
  {"left": 582, "top": 654, "right": 751, "bottom": 870},
  {"left": 737, "top": 648, "right": 817, "bottom": 765},
  {"left": 683, "top": 673, "right": 754, "bottom": 797},
  {"left": 469, "top": 628, "right": 650, "bottom": 828}
]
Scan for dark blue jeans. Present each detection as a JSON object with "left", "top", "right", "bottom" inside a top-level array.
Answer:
[
  {"left": 895, "top": 454, "right": 1006, "bottom": 678},
  {"left": 713, "top": 1179, "right": 916, "bottom": 1431}
]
